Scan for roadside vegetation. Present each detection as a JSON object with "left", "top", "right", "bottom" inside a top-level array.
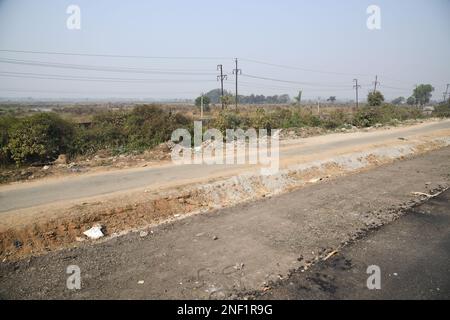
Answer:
[{"left": 0, "top": 100, "right": 448, "bottom": 168}]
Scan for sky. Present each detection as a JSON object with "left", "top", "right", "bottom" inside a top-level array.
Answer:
[{"left": 0, "top": 0, "right": 449, "bottom": 101}]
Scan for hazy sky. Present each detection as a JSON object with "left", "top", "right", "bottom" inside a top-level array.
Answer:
[{"left": 0, "top": 0, "right": 449, "bottom": 101}]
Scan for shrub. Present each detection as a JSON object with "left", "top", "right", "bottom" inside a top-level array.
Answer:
[
  {"left": 76, "top": 105, "right": 191, "bottom": 155},
  {"left": 0, "top": 116, "right": 19, "bottom": 165},
  {"left": 323, "top": 109, "right": 348, "bottom": 129},
  {"left": 352, "top": 107, "right": 382, "bottom": 127},
  {"left": 213, "top": 111, "right": 244, "bottom": 133},
  {"left": 352, "top": 105, "right": 423, "bottom": 127},
  {"left": 248, "top": 108, "right": 272, "bottom": 130},
  {"left": 125, "top": 105, "right": 178, "bottom": 151},
  {"left": 433, "top": 102, "right": 450, "bottom": 118},
  {"left": 7, "top": 113, "right": 75, "bottom": 165},
  {"left": 367, "top": 91, "right": 385, "bottom": 106}
]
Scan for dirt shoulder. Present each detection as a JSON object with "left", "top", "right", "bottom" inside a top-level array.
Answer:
[{"left": 0, "top": 147, "right": 449, "bottom": 299}]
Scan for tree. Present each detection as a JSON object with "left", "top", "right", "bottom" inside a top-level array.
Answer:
[
  {"left": 220, "top": 95, "right": 234, "bottom": 109},
  {"left": 204, "top": 88, "right": 233, "bottom": 104},
  {"left": 195, "top": 95, "right": 211, "bottom": 111},
  {"left": 367, "top": 91, "right": 385, "bottom": 106},
  {"left": 413, "top": 84, "right": 434, "bottom": 106},
  {"left": 391, "top": 97, "right": 405, "bottom": 105},
  {"left": 327, "top": 96, "right": 336, "bottom": 103},
  {"left": 406, "top": 96, "right": 416, "bottom": 105}
]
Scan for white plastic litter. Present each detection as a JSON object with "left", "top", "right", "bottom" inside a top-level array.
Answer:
[{"left": 83, "top": 224, "right": 104, "bottom": 240}]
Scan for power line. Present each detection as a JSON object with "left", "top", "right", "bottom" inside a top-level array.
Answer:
[
  {"left": 378, "top": 84, "right": 413, "bottom": 91},
  {"left": 0, "top": 49, "right": 232, "bottom": 60},
  {"left": 240, "top": 57, "right": 373, "bottom": 77},
  {"left": 0, "top": 88, "right": 203, "bottom": 95},
  {"left": 241, "top": 73, "right": 355, "bottom": 88},
  {"left": 0, "top": 58, "right": 216, "bottom": 76},
  {"left": 241, "top": 58, "right": 418, "bottom": 88},
  {"left": 0, "top": 49, "right": 422, "bottom": 88},
  {"left": 238, "top": 81, "right": 354, "bottom": 92},
  {"left": 0, "top": 71, "right": 218, "bottom": 83}
]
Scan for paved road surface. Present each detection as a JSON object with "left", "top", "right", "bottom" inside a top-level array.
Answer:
[
  {"left": 0, "top": 120, "right": 449, "bottom": 213},
  {"left": 264, "top": 189, "right": 450, "bottom": 300}
]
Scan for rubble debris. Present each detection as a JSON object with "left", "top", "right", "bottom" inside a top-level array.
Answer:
[
  {"left": 14, "top": 240, "right": 22, "bottom": 249},
  {"left": 411, "top": 191, "right": 441, "bottom": 198},
  {"left": 54, "top": 154, "right": 68, "bottom": 165},
  {"left": 323, "top": 250, "right": 338, "bottom": 261},
  {"left": 139, "top": 231, "right": 149, "bottom": 238},
  {"left": 83, "top": 224, "right": 104, "bottom": 240}
]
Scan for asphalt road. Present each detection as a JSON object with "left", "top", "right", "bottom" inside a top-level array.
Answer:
[
  {"left": 0, "top": 120, "right": 449, "bottom": 213},
  {"left": 264, "top": 189, "right": 450, "bottom": 300}
]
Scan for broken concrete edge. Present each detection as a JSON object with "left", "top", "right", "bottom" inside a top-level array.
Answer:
[
  {"left": 235, "top": 185, "right": 450, "bottom": 300},
  {"left": 1, "top": 137, "right": 449, "bottom": 262}
]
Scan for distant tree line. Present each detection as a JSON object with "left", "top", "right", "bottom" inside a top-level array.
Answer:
[{"left": 201, "top": 89, "right": 290, "bottom": 105}]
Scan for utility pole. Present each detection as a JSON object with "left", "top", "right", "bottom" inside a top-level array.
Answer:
[
  {"left": 200, "top": 93, "right": 204, "bottom": 119},
  {"left": 373, "top": 75, "right": 379, "bottom": 93},
  {"left": 217, "top": 64, "right": 227, "bottom": 109},
  {"left": 297, "top": 90, "right": 302, "bottom": 106},
  {"left": 232, "top": 58, "right": 241, "bottom": 111},
  {"left": 317, "top": 97, "right": 321, "bottom": 115},
  {"left": 415, "top": 84, "right": 419, "bottom": 107},
  {"left": 443, "top": 84, "right": 450, "bottom": 103},
  {"left": 353, "top": 79, "right": 361, "bottom": 108}
]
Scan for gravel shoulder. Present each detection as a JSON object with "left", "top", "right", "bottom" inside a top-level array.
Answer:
[{"left": 1, "top": 147, "right": 449, "bottom": 299}]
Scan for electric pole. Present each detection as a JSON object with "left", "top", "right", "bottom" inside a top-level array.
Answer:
[
  {"left": 317, "top": 97, "right": 321, "bottom": 115},
  {"left": 415, "top": 84, "right": 419, "bottom": 107},
  {"left": 353, "top": 79, "right": 361, "bottom": 108},
  {"left": 217, "top": 64, "right": 227, "bottom": 109},
  {"left": 443, "top": 84, "right": 450, "bottom": 103},
  {"left": 232, "top": 58, "right": 241, "bottom": 111},
  {"left": 373, "top": 75, "right": 379, "bottom": 93},
  {"left": 296, "top": 90, "right": 302, "bottom": 106},
  {"left": 200, "top": 93, "right": 204, "bottom": 119}
]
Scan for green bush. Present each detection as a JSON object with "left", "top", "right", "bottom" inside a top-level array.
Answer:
[
  {"left": 433, "top": 103, "right": 450, "bottom": 118},
  {"left": 0, "top": 116, "right": 19, "bottom": 165},
  {"left": 367, "top": 91, "right": 385, "bottom": 106},
  {"left": 213, "top": 111, "right": 245, "bottom": 133},
  {"left": 7, "top": 113, "right": 75, "bottom": 165},
  {"left": 248, "top": 108, "right": 272, "bottom": 130},
  {"left": 352, "top": 107, "right": 382, "bottom": 127},
  {"left": 323, "top": 109, "right": 348, "bottom": 129},
  {"left": 74, "top": 105, "right": 191, "bottom": 155},
  {"left": 352, "top": 105, "right": 423, "bottom": 127},
  {"left": 125, "top": 105, "right": 180, "bottom": 152}
]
